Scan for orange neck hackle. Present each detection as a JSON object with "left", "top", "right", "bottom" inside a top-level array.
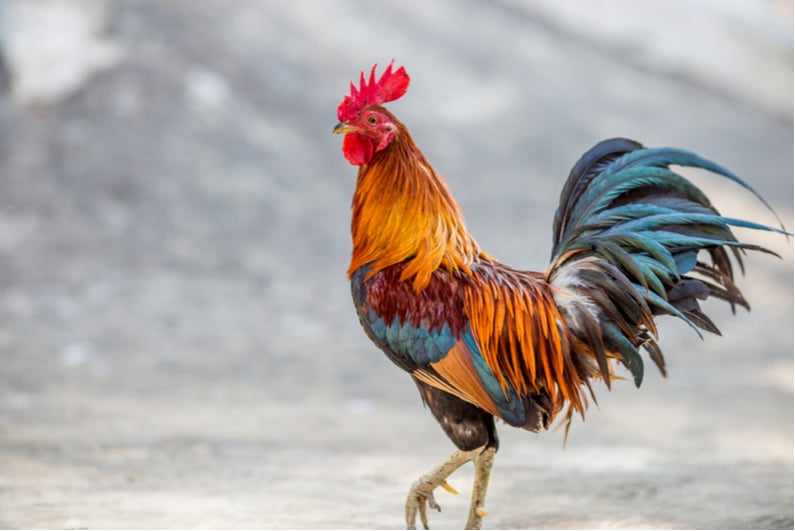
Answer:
[{"left": 347, "top": 110, "right": 485, "bottom": 292}]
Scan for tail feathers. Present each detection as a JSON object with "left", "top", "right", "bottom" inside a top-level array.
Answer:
[
  {"left": 553, "top": 138, "right": 642, "bottom": 247},
  {"left": 664, "top": 279, "right": 721, "bottom": 335},
  {"left": 548, "top": 138, "right": 789, "bottom": 388}
]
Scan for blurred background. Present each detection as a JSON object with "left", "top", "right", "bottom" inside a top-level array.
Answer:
[{"left": 0, "top": 0, "right": 791, "bottom": 528}]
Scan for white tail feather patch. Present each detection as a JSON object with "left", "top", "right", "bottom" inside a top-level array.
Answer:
[{"left": 549, "top": 261, "right": 601, "bottom": 332}]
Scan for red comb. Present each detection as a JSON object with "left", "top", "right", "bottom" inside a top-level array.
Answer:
[{"left": 337, "top": 60, "right": 410, "bottom": 122}]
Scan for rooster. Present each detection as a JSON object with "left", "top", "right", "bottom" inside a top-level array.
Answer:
[{"left": 332, "top": 61, "right": 788, "bottom": 530}]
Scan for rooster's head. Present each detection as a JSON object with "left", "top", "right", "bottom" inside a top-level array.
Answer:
[{"left": 333, "top": 60, "right": 410, "bottom": 166}]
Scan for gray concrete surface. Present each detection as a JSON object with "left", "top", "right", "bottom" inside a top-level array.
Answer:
[{"left": 0, "top": 1, "right": 792, "bottom": 529}]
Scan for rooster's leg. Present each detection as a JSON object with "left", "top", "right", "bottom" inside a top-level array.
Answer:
[
  {"left": 409, "top": 379, "right": 499, "bottom": 529},
  {"left": 464, "top": 445, "right": 496, "bottom": 529},
  {"left": 405, "top": 447, "right": 481, "bottom": 530}
]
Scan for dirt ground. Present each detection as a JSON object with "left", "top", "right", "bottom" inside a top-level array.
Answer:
[{"left": 0, "top": 1, "right": 792, "bottom": 529}]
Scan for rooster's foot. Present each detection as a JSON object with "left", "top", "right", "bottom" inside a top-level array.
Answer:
[{"left": 405, "top": 447, "right": 490, "bottom": 530}]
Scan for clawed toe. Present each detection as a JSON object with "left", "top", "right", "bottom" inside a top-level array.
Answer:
[
  {"left": 403, "top": 446, "right": 495, "bottom": 530},
  {"left": 406, "top": 480, "right": 443, "bottom": 530}
]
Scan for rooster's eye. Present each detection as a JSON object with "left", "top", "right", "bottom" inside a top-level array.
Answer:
[{"left": 367, "top": 115, "right": 378, "bottom": 126}]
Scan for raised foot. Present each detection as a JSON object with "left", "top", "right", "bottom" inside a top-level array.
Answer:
[
  {"left": 405, "top": 476, "right": 444, "bottom": 530},
  {"left": 404, "top": 447, "right": 494, "bottom": 530}
]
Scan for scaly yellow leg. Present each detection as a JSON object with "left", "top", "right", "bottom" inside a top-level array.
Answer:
[
  {"left": 405, "top": 445, "right": 495, "bottom": 530},
  {"left": 465, "top": 445, "right": 496, "bottom": 530},
  {"left": 405, "top": 448, "right": 478, "bottom": 529}
]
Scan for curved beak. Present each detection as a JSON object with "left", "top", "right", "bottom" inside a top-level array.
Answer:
[{"left": 332, "top": 122, "right": 358, "bottom": 135}]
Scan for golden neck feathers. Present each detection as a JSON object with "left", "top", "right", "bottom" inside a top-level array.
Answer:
[{"left": 347, "top": 119, "right": 484, "bottom": 291}]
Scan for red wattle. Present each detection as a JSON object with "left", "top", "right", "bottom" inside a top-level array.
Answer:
[{"left": 342, "top": 133, "right": 374, "bottom": 165}]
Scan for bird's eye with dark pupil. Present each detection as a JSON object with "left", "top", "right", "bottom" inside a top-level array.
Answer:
[{"left": 367, "top": 116, "right": 378, "bottom": 125}]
